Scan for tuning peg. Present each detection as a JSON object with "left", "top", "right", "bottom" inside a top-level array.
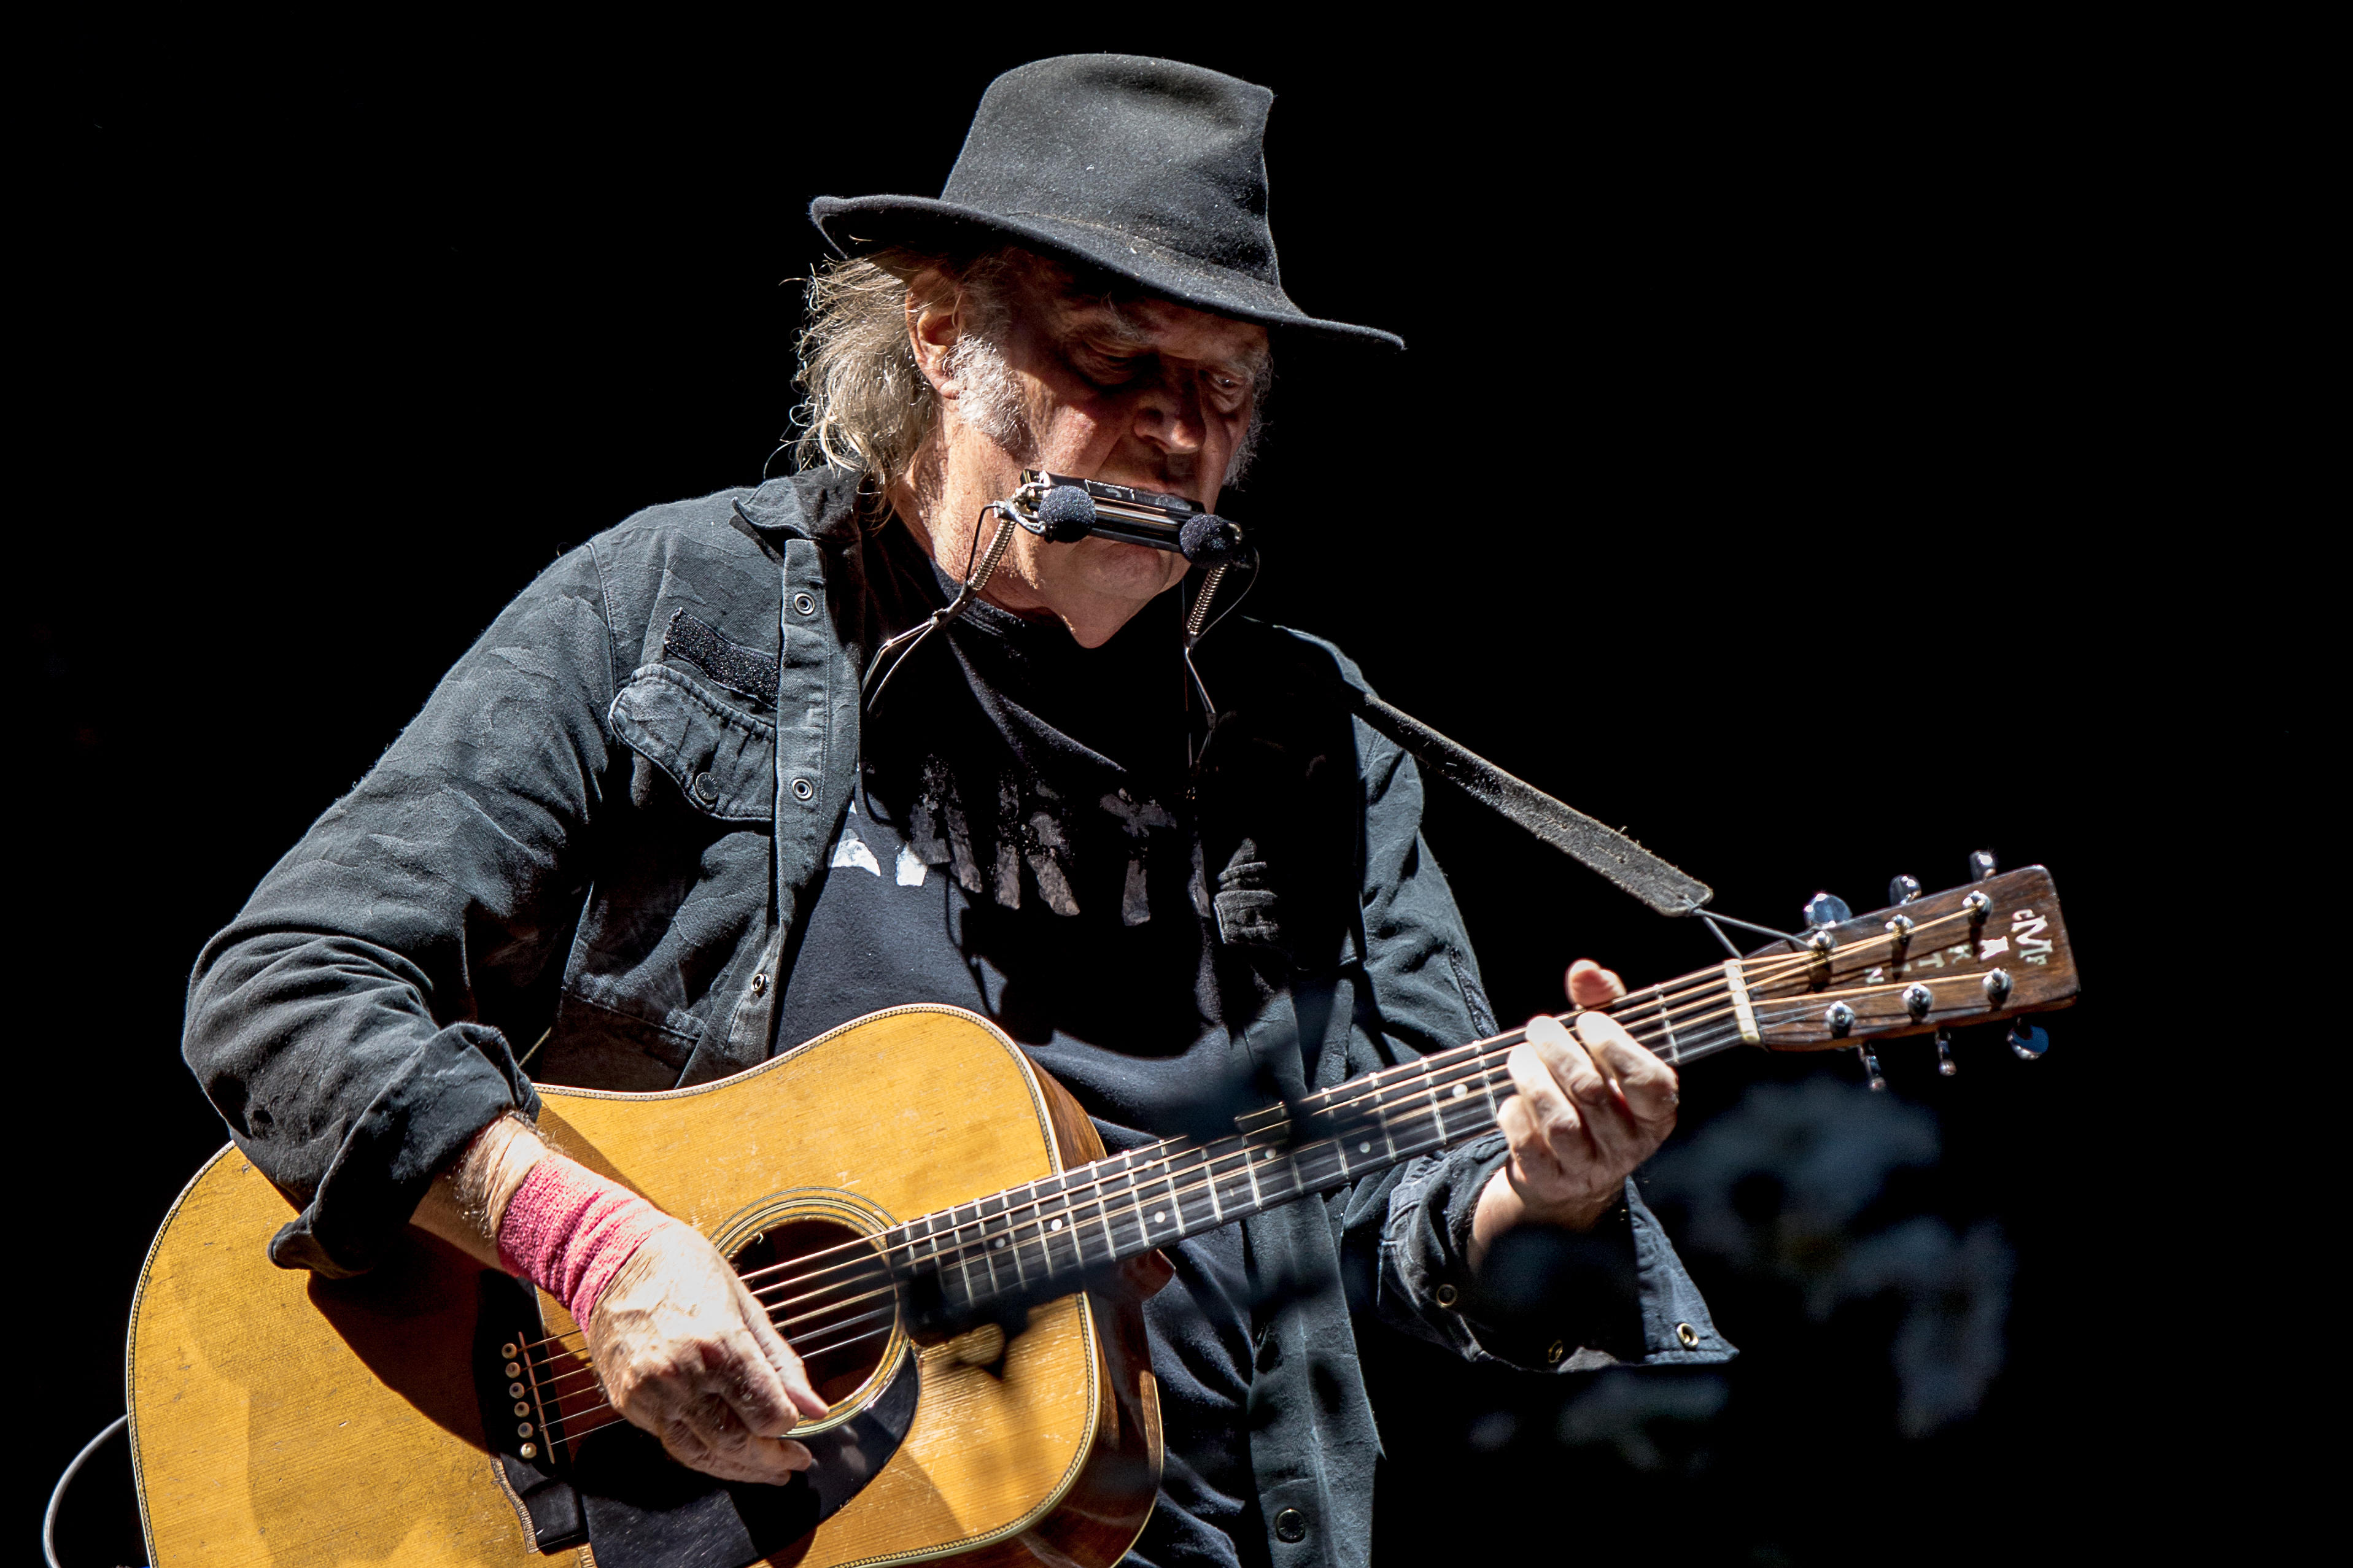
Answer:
[
  {"left": 1803, "top": 891, "right": 1853, "bottom": 929},
  {"left": 1888, "top": 875, "right": 1922, "bottom": 906},
  {"left": 1856, "top": 1045, "right": 1887, "bottom": 1091},
  {"left": 2008, "top": 1020, "right": 2049, "bottom": 1061},
  {"left": 1969, "top": 849, "right": 1998, "bottom": 881},
  {"left": 1935, "top": 1030, "right": 1957, "bottom": 1077}
]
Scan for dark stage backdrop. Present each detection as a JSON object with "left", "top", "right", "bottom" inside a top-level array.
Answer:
[{"left": 29, "top": 23, "right": 2301, "bottom": 1568}]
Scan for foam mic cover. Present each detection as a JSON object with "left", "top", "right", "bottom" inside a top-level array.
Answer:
[
  {"left": 1036, "top": 484, "right": 1097, "bottom": 543},
  {"left": 1179, "top": 514, "right": 1243, "bottom": 565}
]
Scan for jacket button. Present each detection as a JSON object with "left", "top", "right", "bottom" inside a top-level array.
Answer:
[
  {"left": 791, "top": 778, "right": 815, "bottom": 801},
  {"left": 1273, "top": 1508, "right": 1307, "bottom": 1544},
  {"left": 1433, "top": 1283, "right": 1458, "bottom": 1308},
  {"left": 1677, "top": 1322, "right": 1700, "bottom": 1348},
  {"left": 793, "top": 592, "right": 816, "bottom": 616},
  {"left": 692, "top": 773, "right": 719, "bottom": 803},
  {"left": 750, "top": 973, "right": 767, "bottom": 996},
  {"left": 1546, "top": 1339, "right": 1567, "bottom": 1365}
]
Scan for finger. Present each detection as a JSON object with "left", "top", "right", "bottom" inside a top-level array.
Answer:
[
  {"left": 1528, "top": 1014, "right": 1613, "bottom": 1120},
  {"left": 1565, "top": 1016, "right": 1654, "bottom": 1173},
  {"left": 731, "top": 1270, "right": 831, "bottom": 1423},
  {"left": 1494, "top": 1084, "right": 1560, "bottom": 1184},
  {"left": 1575, "top": 1013, "right": 1681, "bottom": 1129},
  {"left": 1565, "top": 959, "right": 1629, "bottom": 1009},
  {"left": 1513, "top": 1025, "right": 1597, "bottom": 1162},
  {"left": 710, "top": 1324, "right": 818, "bottom": 1445},
  {"left": 659, "top": 1399, "right": 811, "bottom": 1483}
]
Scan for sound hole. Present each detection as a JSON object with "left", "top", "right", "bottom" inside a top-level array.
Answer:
[{"left": 729, "top": 1218, "right": 895, "bottom": 1410}]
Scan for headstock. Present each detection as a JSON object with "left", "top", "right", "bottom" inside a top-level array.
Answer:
[{"left": 1737, "top": 863, "right": 2079, "bottom": 1051}]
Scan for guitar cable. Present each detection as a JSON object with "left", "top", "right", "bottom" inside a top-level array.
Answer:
[{"left": 42, "top": 1412, "right": 128, "bottom": 1568}]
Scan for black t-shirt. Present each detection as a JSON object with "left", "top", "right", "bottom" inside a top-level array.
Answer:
[{"left": 772, "top": 527, "right": 1269, "bottom": 1568}]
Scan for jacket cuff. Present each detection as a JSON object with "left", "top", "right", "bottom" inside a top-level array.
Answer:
[
  {"left": 263, "top": 1022, "right": 540, "bottom": 1278},
  {"left": 1379, "top": 1137, "right": 1735, "bottom": 1372}
]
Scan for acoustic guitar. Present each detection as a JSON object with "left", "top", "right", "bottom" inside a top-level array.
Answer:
[{"left": 127, "top": 865, "right": 2079, "bottom": 1567}]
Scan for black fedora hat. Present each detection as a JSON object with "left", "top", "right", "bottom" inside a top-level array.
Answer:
[{"left": 810, "top": 55, "right": 1403, "bottom": 351}]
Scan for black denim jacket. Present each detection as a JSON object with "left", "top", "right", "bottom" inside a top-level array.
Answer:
[{"left": 184, "top": 468, "right": 1731, "bottom": 1568}]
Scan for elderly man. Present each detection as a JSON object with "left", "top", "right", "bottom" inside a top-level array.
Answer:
[{"left": 187, "top": 54, "right": 1727, "bottom": 1568}]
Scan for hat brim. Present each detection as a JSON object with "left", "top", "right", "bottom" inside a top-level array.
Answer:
[{"left": 810, "top": 194, "right": 1404, "bottom": 352}]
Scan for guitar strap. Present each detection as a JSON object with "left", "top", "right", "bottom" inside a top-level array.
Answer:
[{"left": 1336, "top": 681, "right": 1715, "bottom": 919}]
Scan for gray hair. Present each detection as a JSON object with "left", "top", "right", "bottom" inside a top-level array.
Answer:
[{"left": 789, "top": 247, "right": 1267, "bottom": 492}]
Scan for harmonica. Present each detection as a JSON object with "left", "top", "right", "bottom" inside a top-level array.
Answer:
[{"left": 1015, "top": 469, "right": 1203, "bottom": 553}]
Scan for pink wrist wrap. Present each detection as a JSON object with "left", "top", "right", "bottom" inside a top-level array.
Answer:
[{"left": 495, "top": 1155, "right": 673, "bottom": 1329}]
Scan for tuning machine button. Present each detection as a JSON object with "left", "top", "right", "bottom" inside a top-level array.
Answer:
[
  {"left": 1889, "top": 875, "right": 1922, "bottom": 906},
  {"left": 1804, "top": 892, "right": 1853, "bottom": 929},
  {"left": 2009, "top": 1020, "right": 2050, "bottom": 1060},
  {"left": 1970, "top": 849, "right": 1998, "bottom": 881},
  {"left": 1824, "top": 1000, "right": 1856, "bottom": 1038},
  {"left": 1963, "top": 890, "right": 1993, "bottom": 922},
  {"left": 1982, "top": 968, "right": 2012, "bottom": 1005},
  {"left": 1856, "top": 1045, "right": 1887, "bottom": 1092},
  {"left": 1936, "top": 1030, "right": 1956, "bottom": 1077},
  {"left": 1901, "top": 982, "right": 1934, "bottom": 1021}
]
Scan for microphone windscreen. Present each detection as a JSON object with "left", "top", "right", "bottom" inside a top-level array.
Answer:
[
  {"left": 1179, "top": 514, "right": 1242, "bottom": 565},
  {"left": 1036, "top": 484, "right": 1096, "bottom": 542}
]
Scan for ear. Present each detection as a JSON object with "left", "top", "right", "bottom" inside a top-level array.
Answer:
[{"left": 905, "top": 270, "right": 963, "bottom": 396}]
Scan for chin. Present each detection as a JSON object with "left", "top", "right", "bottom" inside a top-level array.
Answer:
[{"left": 1078, "top": 539, "right": 1188, "bottom": 598}]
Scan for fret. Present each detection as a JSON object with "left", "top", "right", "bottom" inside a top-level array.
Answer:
[
  {"left": 1012, "top": 1182, "right": 1054, "bottom": 1283},
  {"left": 986, "top": 1188, "right": 1025, "bottom": 1291},
  {"left": 912, "top": 1213, "right": 958, "bottom": 1310},
  {"left": 944, "top": 1202, "right": 981, "bottom": 1307},
  {"left": 1157, "top": 1148, "right": 1185, "bottom": 1246},
  {"left": 1649, "top": 982, "right": 1681, "bottom": 1065},
  {"left": 1419, "top": 1057, "right": 1451, "bottom": 1149}
]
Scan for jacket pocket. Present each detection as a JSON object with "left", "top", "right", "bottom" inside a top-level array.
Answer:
[{"left": 608, "top": 664, "right": 776, "bottom": 823}]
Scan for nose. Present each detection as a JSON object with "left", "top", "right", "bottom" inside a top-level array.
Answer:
[{"left": 1130, "top": 369, "right": 1208, "bottom": 460}]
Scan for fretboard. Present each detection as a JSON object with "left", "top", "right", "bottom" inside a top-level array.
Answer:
[{"left": 882, "top": 958, "right": 1761, "bottom": 1321}]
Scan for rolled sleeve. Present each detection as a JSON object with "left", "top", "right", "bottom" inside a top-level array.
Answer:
[{"left": 184, "top": 544, "right": 617, "bottom": 1275}]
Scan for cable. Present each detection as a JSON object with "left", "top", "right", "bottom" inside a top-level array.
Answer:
[{"left": 44, "top": 1413, "right": 128, "bottom": 1568}]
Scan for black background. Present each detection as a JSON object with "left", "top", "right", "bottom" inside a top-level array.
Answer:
[{"left": 28, "top": 18, "right": 2309, "bottom": 1567}]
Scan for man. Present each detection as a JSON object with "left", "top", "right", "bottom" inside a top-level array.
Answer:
[{"left": 185, "top": 55, "right": 1729, "bottom": 1568}]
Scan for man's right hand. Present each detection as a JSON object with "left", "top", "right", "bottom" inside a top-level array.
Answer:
[
  {"left": 414, "top": 1117, "right": 829, "bottom": 1485},
  {"left": 585, "top": 1221, "right": 831, "bottom": 1484}
]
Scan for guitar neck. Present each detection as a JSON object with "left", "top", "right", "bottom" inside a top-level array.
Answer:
[
  {"left": 883, "top": 863, "right": 2076, "bottom": 1322},
  {"left": 884, "top": 968, "right": 1750, "bottom": 1320}
]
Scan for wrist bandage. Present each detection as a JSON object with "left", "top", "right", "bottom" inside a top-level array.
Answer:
[{"left": 494, "top": 1154, "right": 675, "bottom": 1329}]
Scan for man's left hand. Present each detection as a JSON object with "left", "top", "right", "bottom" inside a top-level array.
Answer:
[{"left": 1468, "top": 959, "right": 1680, "bottom": 1269}]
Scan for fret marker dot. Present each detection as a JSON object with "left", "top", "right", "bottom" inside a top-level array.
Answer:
[
  {"left": 1153, "top": 1210, "right": 1166, "bottom": 1222},
  {"left": 994, "top": 1238, "right": 1006, "bottom": 1248},
  {"left": 1359, "top": 1140, "right": 1373, "bottom": 1154},
  {"left": 1049, "top": 1219, "right": 1063, "bottom": 1231},
  {"left": 1452, "top": 1084, "right": 1467, "bottom": 1099}
]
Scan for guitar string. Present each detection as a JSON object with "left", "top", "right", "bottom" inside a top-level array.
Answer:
[
  {"left": 511, "top": 905, "right": 1994, "bottom": 1363},
  {"left": 529, "top": 953, "right": 2018, "bottom": 1422},
  {"left": 514, "top": 913, "right": 1992, "bottom": 1370},
  {"left": 524, "top": 1002, "right": 1785, "bottom": 1390},
  {"left": 520, "top": 975, "right": 1921, "bottom": 1380}
]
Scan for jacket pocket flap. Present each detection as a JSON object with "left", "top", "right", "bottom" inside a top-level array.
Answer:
[{"left": 610, "top": 665, "right": 776, "bottom": 822}]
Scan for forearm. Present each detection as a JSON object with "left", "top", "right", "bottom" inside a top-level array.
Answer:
[{"left": 409, "top": 1113, "right": 549, "bottom": 1270}]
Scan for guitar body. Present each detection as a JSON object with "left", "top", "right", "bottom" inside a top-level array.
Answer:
[{"left": 128, "top": 1005, "right": 1163, "bottom": 1568}]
